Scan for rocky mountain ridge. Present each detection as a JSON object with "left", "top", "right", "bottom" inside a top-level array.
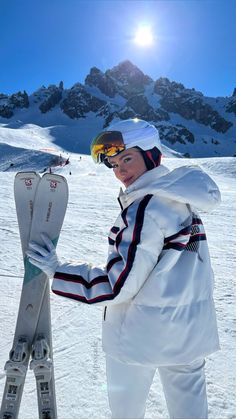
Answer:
[{"left": 1, "top": 60, "right": 236, "bottom": 157}]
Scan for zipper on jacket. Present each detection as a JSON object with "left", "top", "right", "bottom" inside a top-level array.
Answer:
[{"left": 103, "top": 306, "right": 107, "bottom": 321}]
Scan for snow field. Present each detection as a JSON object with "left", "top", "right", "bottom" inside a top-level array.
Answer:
[{"left": 0, "top": 153, "right": 235, "bottom": 418}]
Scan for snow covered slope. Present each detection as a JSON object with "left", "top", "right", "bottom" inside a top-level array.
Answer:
[
  {"left": 0, "top": 132, "right": 235, "bottom": 418},
  {"left": 0, "top": 124, "right": 70, "bottom": 172}
]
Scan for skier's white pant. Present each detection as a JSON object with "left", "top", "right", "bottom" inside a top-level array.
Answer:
[{"left": 106, "top": 355, "right": 208, "bottom": 419}]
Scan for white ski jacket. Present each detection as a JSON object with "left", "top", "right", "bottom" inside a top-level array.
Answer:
[{"left": 52, "top": 165, "right": 221, "bottom": 366}]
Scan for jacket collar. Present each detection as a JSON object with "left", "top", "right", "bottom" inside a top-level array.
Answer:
[{"left": 118, "top": 165, "right": 169, "bottom": 209}]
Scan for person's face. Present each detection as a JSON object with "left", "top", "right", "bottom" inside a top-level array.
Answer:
[{"left": 108, "top": 148, "right": 147, "bottom": 188}]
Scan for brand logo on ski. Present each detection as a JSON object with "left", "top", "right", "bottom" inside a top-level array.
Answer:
[
  {"left": 50, "top": 181, "right": 58, "bottom": 189},
  {"left": 25, "top": 178, "right": 33, "bottom": 188},
  {"left": 30, "top": 200, "right": 34, "bottom": 219},
  {"left": 46, "top": 202, "right": 53, "bottom": 222}
]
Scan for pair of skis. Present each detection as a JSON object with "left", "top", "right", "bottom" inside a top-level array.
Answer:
[{"left": 0, "top": 172, "right": 68, "bottom": 419}]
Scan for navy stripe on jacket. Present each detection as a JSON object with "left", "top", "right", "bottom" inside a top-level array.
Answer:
[{"left": 54, "top": 195, "right": 153, "bottom": 304}]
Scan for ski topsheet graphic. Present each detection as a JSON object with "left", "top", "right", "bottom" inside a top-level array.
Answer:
[{"left": 0, "top": 172, "right": 68, "bottom": 419}]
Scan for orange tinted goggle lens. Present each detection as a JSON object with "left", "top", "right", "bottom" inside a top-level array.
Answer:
[{"left": 91, "top": 131, "right": 125, "bottom": 163}]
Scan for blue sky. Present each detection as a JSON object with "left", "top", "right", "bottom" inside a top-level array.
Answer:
[{"left": 1, "top": 0, "right": 235, "bottom": 98}]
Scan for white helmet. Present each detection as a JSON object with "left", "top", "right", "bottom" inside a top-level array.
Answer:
[
  {"left": 105, "top": 118, "right": 162, "bottom": 153},
  {"left": 91, "top": 118, "right": 162, "bottom": 170}
]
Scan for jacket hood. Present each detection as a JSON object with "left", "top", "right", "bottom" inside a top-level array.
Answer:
[{"left": 119, "top": 164, "right": 221, "bottom": 212}]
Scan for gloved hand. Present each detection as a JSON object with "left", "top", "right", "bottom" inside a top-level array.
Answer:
[{"left": 26, "top": 233, "right": 59, "bottom": 278}]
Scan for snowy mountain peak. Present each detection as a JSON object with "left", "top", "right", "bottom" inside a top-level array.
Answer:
[
  {"left": 106, "top": 60, "right": 152, "bottom": 85},
  {"left": 0, "top": 61, "right": 236, "bottom": 158}
]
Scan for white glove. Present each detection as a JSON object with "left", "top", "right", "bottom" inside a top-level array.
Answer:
[{"left": 26, "top": 233, "right": 59, "bottom": 278}]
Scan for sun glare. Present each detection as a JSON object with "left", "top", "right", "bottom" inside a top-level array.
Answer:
[{"left": 134, "top": 26, "right": 154, "bottom": 47}]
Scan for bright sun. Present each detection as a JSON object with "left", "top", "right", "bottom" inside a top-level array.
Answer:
[{"left": 134, "top": 26, "right": 154, "bottom": 47}]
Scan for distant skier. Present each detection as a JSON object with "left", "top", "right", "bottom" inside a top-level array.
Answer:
[{"left": 27, "top": 119, "right": 221, "bottom": 419}]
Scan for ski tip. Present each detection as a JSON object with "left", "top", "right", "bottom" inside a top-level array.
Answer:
[
  {"left": 41, "top": 172, "right": 68, "bottom": 182},
  {"left": 15, "top": 171, "right": 40, "bottom": 179}
]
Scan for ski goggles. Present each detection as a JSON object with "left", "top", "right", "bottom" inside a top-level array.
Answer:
[{"left": 91, "top": 131, "right": 126, "bottom": 164}]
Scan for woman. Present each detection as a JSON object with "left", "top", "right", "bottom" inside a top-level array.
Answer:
[{"left": 27, "top": 119, "right": 221, "bottom": 419}]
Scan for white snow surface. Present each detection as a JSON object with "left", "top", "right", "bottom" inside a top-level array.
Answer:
[{"left": 0, "top": 130, "right": 235, "bottom": 419}]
